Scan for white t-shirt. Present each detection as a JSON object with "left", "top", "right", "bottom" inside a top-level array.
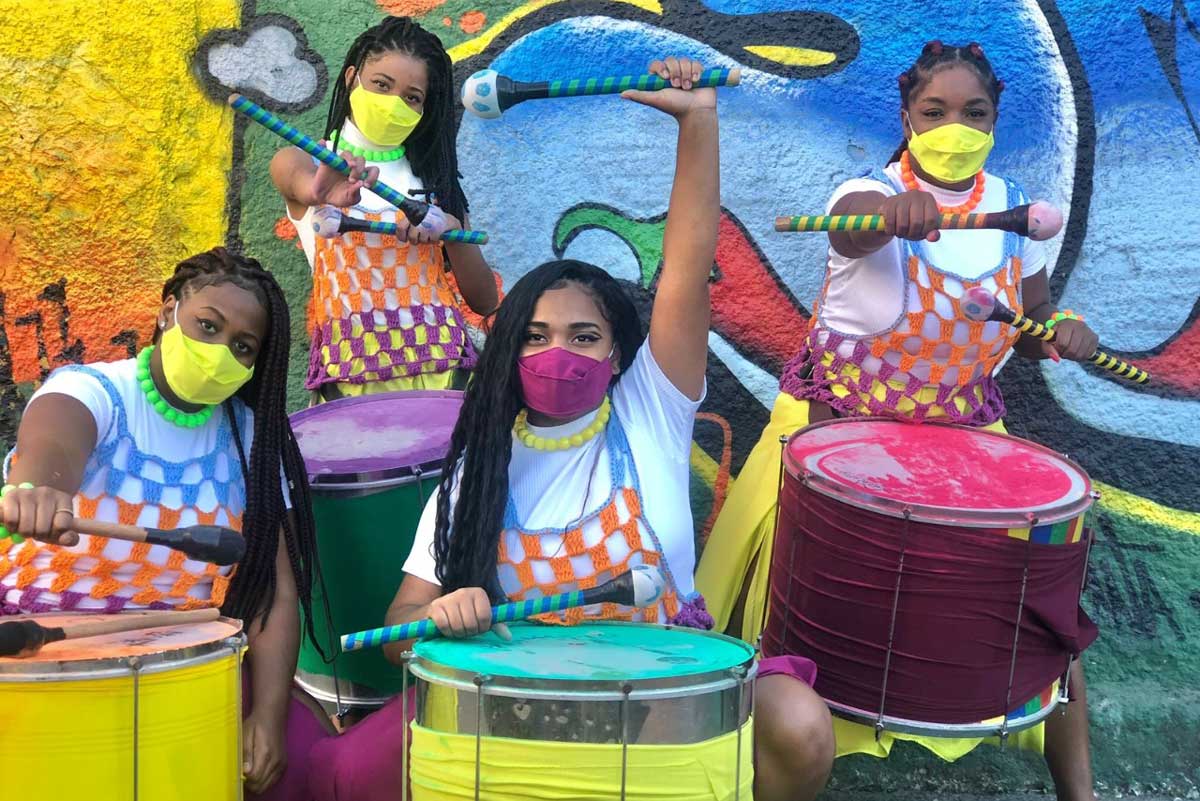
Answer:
[
  {"left": 818, "top": 162, "right": 1046, "bottom": 338},
  {"left": 2, "top": 358, "right": 285, "bottom": 611},
  {"left": 289, "top": 118, "right": 426, "bottom": 269},
  {"left": 404, "top": 342, "right": 704, "bottom": 599}
]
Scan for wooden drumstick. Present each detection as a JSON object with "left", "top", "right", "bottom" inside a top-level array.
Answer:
[
  {"left": 775, "top": 201, "right": 1065, "bottom": 242},
  {"left": 0, "top": 607, "right": 220, "bottom": 658},
  {"left": 310, "top": 206, "right": 489, "bottom": 245},
  {"left": 960, "top": 287, "right": 1150, "bottom": 384},
  {"left": 65, "top": 518, "right": 247, "bottom": 565},
  {"left": 461, "top": 67, "right": 741, "bottom": 119},
  {"left": 341, "top": 564, "right": 668, "bottom": 651}
]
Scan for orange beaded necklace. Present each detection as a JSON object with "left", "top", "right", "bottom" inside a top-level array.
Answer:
[{"left": 900, "top": 151, "right": 985, "bottom": 214}]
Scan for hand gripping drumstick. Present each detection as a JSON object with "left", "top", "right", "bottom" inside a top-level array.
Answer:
[
  {"left": 461, "top": 67, "right": 741, "bottom": 119},
  {"left": 0, "top": 607, "right": 220, "bottom": 658},
  {"left": 775, "top": 201, "right": 1065, "bottom": 242},
  {"left": 961, "top": 287, "right": 1150, "bottom": 384},
  {"left": 341, "top": 564, "right": 667, "bottom": 651},
  {"left": 227, "top": 94, "right": 438, "bottom": 232},
  {"left": 310, "top": 206, "right": 489, "bottom": 245}
]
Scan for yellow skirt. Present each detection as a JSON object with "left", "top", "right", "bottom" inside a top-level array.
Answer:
[{"left": 694, "top": 391, "right": 1043, "bottom": 761}]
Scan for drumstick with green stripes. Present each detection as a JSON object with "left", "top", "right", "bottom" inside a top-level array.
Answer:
[
  {"left": 961, "top": 287, "right": 1150, "bottom": 384},
  {"left": 311, "top": 206, "right": 488, "bottom": 245},
  {"left": 227, "top": 94, "right": 431, "bottom": 227},
  {"left": 775, "top": 201, "right": 1065, "bottom": 242},
  {"left": 341, "top": 564, "right": 667, "bottom": 651},
  {"left": 462, "top": 67, "right": 741, "bottom": 119}
]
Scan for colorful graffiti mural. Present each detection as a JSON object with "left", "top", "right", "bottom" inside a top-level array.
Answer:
[{"left": 1, "top": 0, "right": 1198, "bottom": 793}]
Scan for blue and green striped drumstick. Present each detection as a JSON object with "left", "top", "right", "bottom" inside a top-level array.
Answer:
[
  {"left": 311, "top": 207, "right": 489, "bottom": 245},
  {"left": 227, "top": 93, "right": 431, "bottom": 226},
  {"left": 462, "top": 68, "right": 741, "bottom": 120},
  {"left": 340, "top": 564, "right": 667, "bottom": 652}
]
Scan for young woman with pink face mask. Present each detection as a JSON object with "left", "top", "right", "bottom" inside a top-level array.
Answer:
[{"left": 305, "top": 58, "right": 836, "bottom": 801}]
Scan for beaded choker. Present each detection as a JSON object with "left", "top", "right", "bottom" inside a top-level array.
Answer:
[
  {"left": 137, "top": 347, "right": 214, "bottom": 428},
  {"left": 900, "top": 151, "right": 985, "bottom": 214},
  {"left": 330, "top": 132, "right": 406, "bottom": 163},
  {"left": 514, "top": 398, "right": 611, "bottom": 451}
]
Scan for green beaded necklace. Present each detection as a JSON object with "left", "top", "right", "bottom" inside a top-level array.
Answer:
[
  {"left": 330, "top": 132, "right": 406, "bottom": 163},
  {"left": 136, "top": 346, "right": 214, "bottom": 428}
]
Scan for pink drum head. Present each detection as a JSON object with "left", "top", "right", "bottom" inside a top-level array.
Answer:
[
  {"left": 290, "top": 390, "right": 463, "bottom": 484},
  {"left": 784, "top": 418, "right": 1093, "bottom": 527}
]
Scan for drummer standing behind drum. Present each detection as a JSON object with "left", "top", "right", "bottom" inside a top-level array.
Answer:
[
  {"left": 306, "top": 57, "right": 836, "bottom": 801},
  {"left": 697, "top": 41, "right": 1100, "bottom": 801},
  {"left": 270, "top": 15, "right": 498, "bottom": 402},
  {"left": 0, "top": 249, "right": 335, "bottom": 800}
]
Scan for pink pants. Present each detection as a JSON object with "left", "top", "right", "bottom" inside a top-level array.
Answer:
[
  {"left": 305, "top": 654, "right": 816, "bottom": 801},
  {"left": 241, "top": 671, "right": 332, "bottom": 801}
]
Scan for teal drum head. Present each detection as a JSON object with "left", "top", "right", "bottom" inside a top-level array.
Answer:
[{"left": 411, "top": 623, "right": 754, "bottom": 693}]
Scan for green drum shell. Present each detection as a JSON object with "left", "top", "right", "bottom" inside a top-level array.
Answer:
[
  {"left": 408, "top": 623, "right": 757, "bottom": 744},
  {"left": 296, "top": 462, "right": 441, "bottom": 707}
]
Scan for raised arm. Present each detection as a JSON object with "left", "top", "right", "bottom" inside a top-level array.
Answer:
[{"left": 624, "top": 58, "right": 720, "bottom": 401}]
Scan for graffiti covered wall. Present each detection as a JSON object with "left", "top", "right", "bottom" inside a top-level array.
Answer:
[{"left": 2, "top": 0, "right": 1197, "bottom": 793}]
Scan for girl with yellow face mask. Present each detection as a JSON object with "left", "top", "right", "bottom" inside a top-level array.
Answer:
[
  {"left": 696, "top": 41, "right": 1101, "bottom": 801},
  {"left": 0, "top": 248, "right": 337, "bottom": 799},
  {"left": 270, "top": 15, "right": 499, "bottom": 402}
]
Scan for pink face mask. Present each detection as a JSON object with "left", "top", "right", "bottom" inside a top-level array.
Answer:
[{"left": 518, "top": 347, "right": 614, "bottom": 419}]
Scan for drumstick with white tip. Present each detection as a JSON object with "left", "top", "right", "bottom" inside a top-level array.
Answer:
[
  {"left": 775, "top": 201, "right": 1065, "bottom": 241},
  {"left": 961, "top": 287, "right": 1150, "bottom": 384},
  {"left": 0, "top": 607, "right": 220, "bottom": 658},
  {"left": 461, "top": 67, "right": 741, "bottom": 119},
  {"left": 341, "top": 564, "right": 667, "bottom": 651}
]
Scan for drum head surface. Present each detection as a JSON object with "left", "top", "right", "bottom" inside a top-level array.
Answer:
[
  {"left": 414, "top": 622, "right": 754, "bottom": 681},
  {"left": 290, "top": 390, "right": 463, "bottom": 481},
  {"left": 785, "top": 418, "right": 1092, "bottom": 526},
  {"left": 0, "top": 612, "right": 243, "bottom": 668}
]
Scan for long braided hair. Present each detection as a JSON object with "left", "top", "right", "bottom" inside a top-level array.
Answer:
[
  {"left": 888, "top": 40, "right": 1006, "bottom": 165},
  {"left": 433, "top": 261, "right": 643, "bottom": 596},
  {"left": 324, "top": 15, "right": 468, "bottom": 221},
  {"left": 154, "top": 248, "right": 320, "bottom": 645}
]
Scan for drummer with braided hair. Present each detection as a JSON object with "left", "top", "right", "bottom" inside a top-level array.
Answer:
[
  {"left": 698, "top": 40, "right": 1100, "bottom": 800},
  {"left": 271, "top": 14, "right": 498, "bottom": 401},
  {"left": 0, "top": 247, "right": 335, "bottom": 799},
  {"left": 305, "top": 57, "right": 836, "bottom": 801}
]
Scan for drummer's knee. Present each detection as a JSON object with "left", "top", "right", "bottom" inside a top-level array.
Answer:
[{"left": 753, "top": 675, "right": 835, "bottom": 801}]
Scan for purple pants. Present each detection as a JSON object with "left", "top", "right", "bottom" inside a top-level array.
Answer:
[
  {"left": 305, "top": 654, "right": 816, "bottom": 801},
  {"left": 241, "top": 671, "right": 332, "bottom": 801}
]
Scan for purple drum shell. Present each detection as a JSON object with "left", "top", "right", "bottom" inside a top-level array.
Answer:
[{"left": 289, "top": 390, "right": 463, "bottom": 480}]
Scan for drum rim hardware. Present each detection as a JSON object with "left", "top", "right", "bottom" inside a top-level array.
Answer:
[{"left": 0, "top": 620, "right": 247, "bottom": 680}]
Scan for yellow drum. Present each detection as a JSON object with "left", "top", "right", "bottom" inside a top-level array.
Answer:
[{"left": 0, "top": 613, "right": 246, "bottom": 801}]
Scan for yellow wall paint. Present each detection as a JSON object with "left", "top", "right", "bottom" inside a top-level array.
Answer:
[{"left": 0, "top": 1, "right": 239, "bottom": 383}]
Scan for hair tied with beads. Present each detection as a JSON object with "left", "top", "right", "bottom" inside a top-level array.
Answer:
[
  {"left": 897, "top": 73, "right": 910, "bottom": 88},
  {"left": 924, "top": 40, "right": 944, "bottom": 56},
  {"left": 968, "top": 42, "right": 985, "bottom": 59},
  {"left": 996, "top": 79, "right": 1006, "bottom": 93}
]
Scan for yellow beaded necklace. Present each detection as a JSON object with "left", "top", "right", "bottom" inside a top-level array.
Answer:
[{"left": 513, "top": 398, "right": 611, "bottom": 451}]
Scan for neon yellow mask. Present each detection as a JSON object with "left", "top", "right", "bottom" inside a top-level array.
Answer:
[
  {"left": 905, "top": 117, "right": 994, "bottom": 183},
  {"left": 159, "top": 307, "right": 254, "bottom": 406},
  {"left": 348, "top": 81, "right": 422, "bottom": 146}
]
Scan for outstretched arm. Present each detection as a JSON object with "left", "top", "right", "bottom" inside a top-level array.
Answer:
[{"left": 624, "top": 58, "right": 720, "bottom": 402}]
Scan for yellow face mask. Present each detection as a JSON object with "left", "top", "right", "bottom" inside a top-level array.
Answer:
[
  {"left": 160, "top": 307, "right": 254, "bottom": 406},
  {"left": 348, "top": 80, "right": 422, "bottom": 147},
  {"left": 905, "top": 117, "right": 994, "bottom": 183}
]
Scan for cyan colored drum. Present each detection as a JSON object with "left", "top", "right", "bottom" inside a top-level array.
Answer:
[
  {"left": 405, "top": 622, "right": 757, "bottom": 800},
  {"left": 290, "top": 390, "right": 463, "bottom": 708}
]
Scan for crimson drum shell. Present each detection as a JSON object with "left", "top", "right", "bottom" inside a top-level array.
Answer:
[{"left": 762, "top": 418, "right": 1097, "bottom": 737}]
